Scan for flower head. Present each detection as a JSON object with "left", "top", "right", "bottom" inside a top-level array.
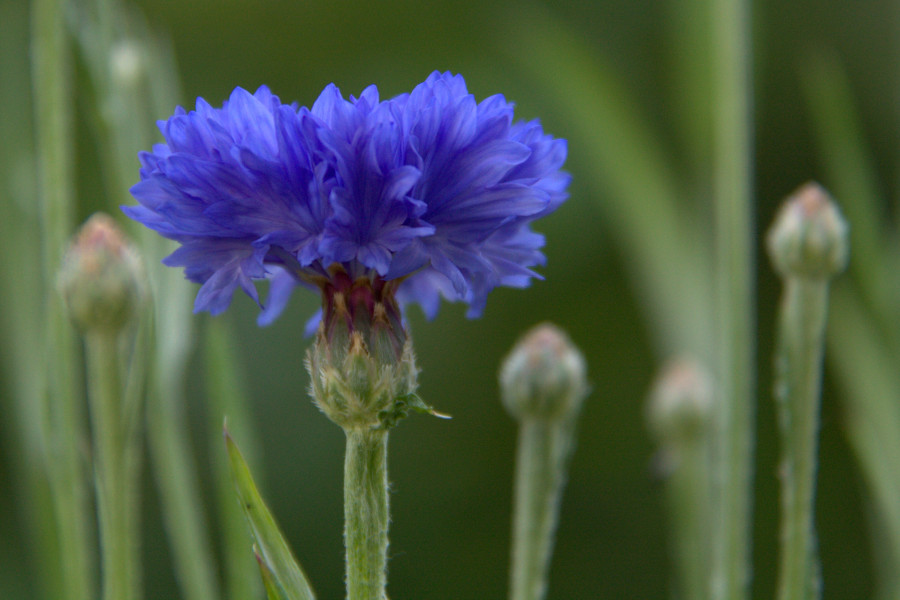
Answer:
[{"left": 125, "top": 72, "right": 569, "bottom": 327}]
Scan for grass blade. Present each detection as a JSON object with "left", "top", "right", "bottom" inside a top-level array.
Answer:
[{"left": 224, "top": 427, "right": 316, "bottom": 600}]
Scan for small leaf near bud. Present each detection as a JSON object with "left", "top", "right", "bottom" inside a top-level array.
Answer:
[
  {"left": 500, "top": 323, "right": 588, "bottom": 421},
  {"left": 58, "top": 213, "right": 146, "bottom": 333},
  {"left": 767, "top": 182, "right": 849, "bottom": 279}
]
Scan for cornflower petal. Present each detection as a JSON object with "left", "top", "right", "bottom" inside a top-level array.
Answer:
[
  {"left": 125, "top": 72, "right": 569, "bottom": 324},
  {"left": 257, "top": 268, "right": 299, "bottom": 326}
]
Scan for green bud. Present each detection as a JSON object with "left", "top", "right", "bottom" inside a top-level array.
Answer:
[
  {"left": 500, "top": 323, "right": 588, "bottom": 421},
  {"left": 767, "top": 182, "right": 849, "bottom": 279},
  {"left": 646, "top": 357, "right": 714, "bottom": 444},
  {"left": 58, "top": 213, "right": 146, "bottom": 333}
]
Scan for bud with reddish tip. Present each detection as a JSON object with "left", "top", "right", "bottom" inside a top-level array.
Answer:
[
  {"left": 767, "top": 182, "right": 849, "bottom": 280},
  {"left": 500, "top": 323, "right": 588, "bottom": 422},
  {"left": 58, "top": 213, "right": 146, "bottom": 333}
]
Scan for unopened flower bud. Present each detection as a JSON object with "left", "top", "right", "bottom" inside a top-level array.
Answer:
[
  {"left": 58, "top": 213, "right": 146, "bottom": 333},
  {"left": 767, "top": 182, "right": 849, "bottom": 279},
  {"left": 500, "top": 323, "right": 588, "bottom": 421},
  {"left": 646, "top": 358, "right": 714, "bottom": 443}
]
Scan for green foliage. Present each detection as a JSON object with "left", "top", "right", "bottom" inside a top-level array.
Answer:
[{"left": 225, "top": 427, "right": 316, "bottom": 600}]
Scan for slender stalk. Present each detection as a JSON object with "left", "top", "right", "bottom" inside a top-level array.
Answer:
[
  {"left": 666, "top": 439, "right": 713, "bottom": 600},
  {"left": 0, "top": 3, "right": 63, "bottom": 598},
  {"left": 709, "top": 0, "right": 754, "bottom": 596},
  {"left": 85, "top": 332, "right": 141, "bottom": 600},
  {"left": 344, "top": 428, "right": 389, "bottom": 600},
  {"left": 647, "top": 358, "right": 714, "bottom": 600},
  {"left": 509, "top": 418, "right": 574, "bottom": 600},
  {"left": 501, "top": 324, "right": 586, "bottom": 600},
  {"left": 31, "top": 0, "right": 95, "bottom": 597},
  {"left": 64, "top": 5, "right": 220, "bottom": 599},
  {"left": 774, "top": 278, "right": 829, "bottom": 600},
  {"left": 767, "top": 183, "right": 846, "bottom": 600},
  {"left": 146, "top": 375, "right": 221, "bottom": 600}
]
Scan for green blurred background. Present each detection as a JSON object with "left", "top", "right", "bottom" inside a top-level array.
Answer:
[{"left": 3, "top": 0, "right": 898, "bottom": 597}]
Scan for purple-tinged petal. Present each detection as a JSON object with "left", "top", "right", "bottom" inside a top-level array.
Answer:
[
  {"left": 257, "top": 268, "right": 298, "bottom": 326},
  {"left": 125, "top": 73, "right": 569, "bottom": 324}
]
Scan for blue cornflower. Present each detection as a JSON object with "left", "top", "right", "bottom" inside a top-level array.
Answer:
[{"left": 125, "top": 71, "right": 569, "bottom": 329}]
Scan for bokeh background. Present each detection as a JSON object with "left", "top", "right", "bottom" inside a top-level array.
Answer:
[{"left": 3, "top": 0, "right": 899, "bottom": 597}]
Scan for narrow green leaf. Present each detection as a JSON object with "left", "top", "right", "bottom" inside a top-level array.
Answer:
[
  {"left": 255, "top": 547, "right": 290, "bottom": 600},
  {"left": 224, "top": 426, "right": 316, "bottom": 600}
]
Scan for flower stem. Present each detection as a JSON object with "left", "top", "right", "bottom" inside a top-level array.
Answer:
[
  {"left": 647, "top": 358, "right": 715, "bottom": 600},
  {"left": 31, "top": 0, "right": 95, "bottom": 596},
  {"left": 774, "top": 278, "right": 829, "bottom": 600},
  {"left": 666, "top": 437, "right": 713, "bottom": 600},
  {"left": 710, "top": 0, "right": 754, "bottom": 596},
  {"left": 344, "top": 428, "right": 389, "bottom": 600},
  {"left": 85, "top": 331, "right": 141, "bottom": 600},
  {"left": 509, "top": 417, "right": 575, "bottom": 600}
]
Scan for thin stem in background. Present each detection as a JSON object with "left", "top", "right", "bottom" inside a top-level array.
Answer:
[
  {"left": 146, "top": 371, "right": 222, "bottom": 600},
  {"left": 65, "top": 5, "right": 224, "bottom": 598},
  {"left": 85, "top": 332, "right": 142, "bottom": 600},
  {"left": 766, "top": 183, "right": 847, "bottom": 600},
  {"left": 647, "top": 358, "right": 715, "bottom": 600},
  {"left": 0, "top": 3, "right": 61, "bottom": 599},
  {"left": 501, "top": 323, "right": 587, "bottom": 600},
  {"left": 773, "top": 279, "right": 829, "bottom": 600},
  {"left": 664, "top": 436, "right": 713, "bottom": 600},
  {"left": 710, "top": 0, "right": 755, "bottom": 596},
  {"left": 344, "top": 429, "right": 390, "bottom": 600},
  {"left": 31, "top": 0, "right": 96, "bottom": 597},
  {"left": 508, "top": 418, "right": 577, "bottom": 600}
]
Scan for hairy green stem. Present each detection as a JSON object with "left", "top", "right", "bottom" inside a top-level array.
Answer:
[
  {"left": 509, "top": 418, "right": 575, "bottom": 600},
  {"left": 344, "top": 428, "right": 389, "bottom": 600},
  {"left": 85, "top": 332, "right": 141, "bottom": 600},
  {"left": 774, "top": 278, "right": 830, "bottom": 600},
  {"left": 666, "top": 439, "right": 713, "bottom": 600},
  {"left": 31, "top": 0, "right": 95, "bottom": 597},
  {"left": 710, "top": 0, "right": 754, "bottom": 596}
]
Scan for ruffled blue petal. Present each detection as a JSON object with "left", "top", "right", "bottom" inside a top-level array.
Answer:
[
  {"left": 125, "top": 72, "right": 569, "bottom": 324},
  {"left": 257, "top": 268, "right": 298, "bottom": 326}
]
